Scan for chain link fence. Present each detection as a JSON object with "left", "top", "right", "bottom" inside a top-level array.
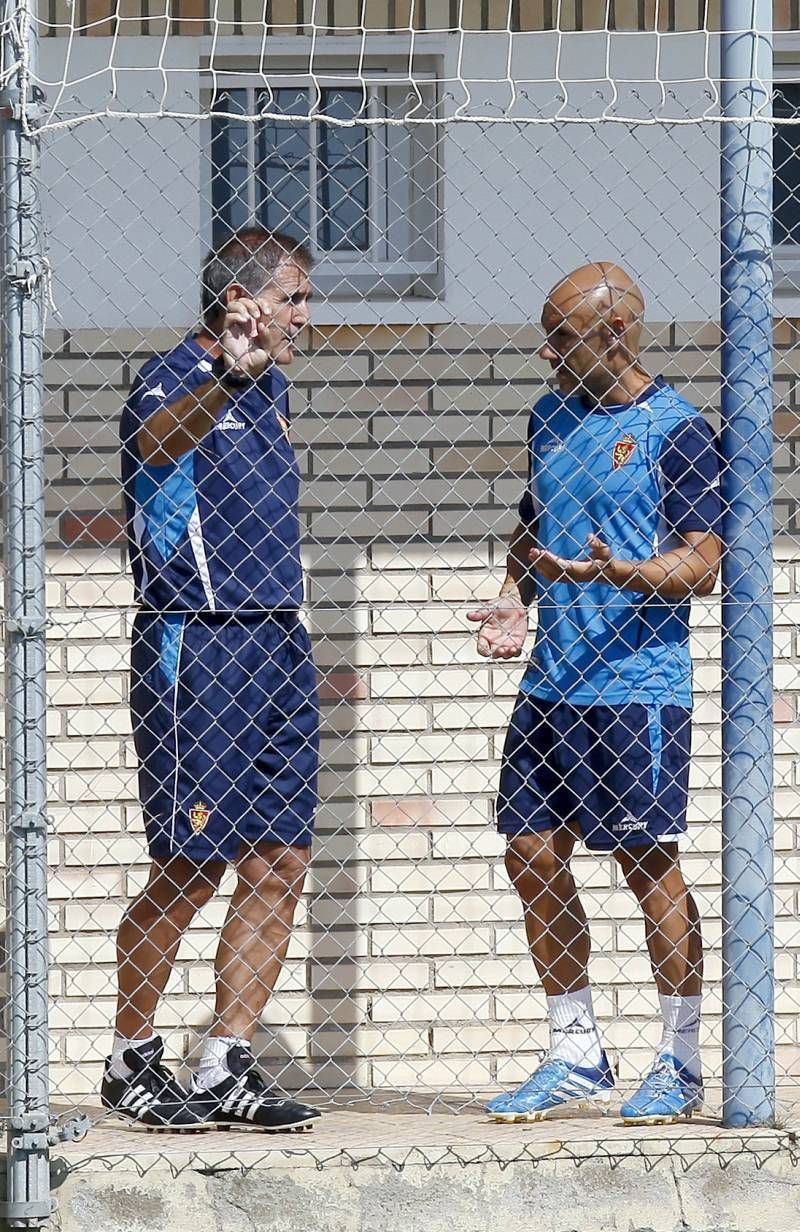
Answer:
[{"left": 0, "top": 1, "right": 797, "bottom": 1218}]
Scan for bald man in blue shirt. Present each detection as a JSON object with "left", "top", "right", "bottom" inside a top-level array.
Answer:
[
  {"left": 104, "top": 229, "right": 321, "bottom": 1132},
  {"left": 470, "top": 263, "right": 721, "bottom": 1126}
]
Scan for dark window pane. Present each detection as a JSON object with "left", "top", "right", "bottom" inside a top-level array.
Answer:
[
  {"left": 775, "top": 85, "right": 800, "bottom": 245},
  {"left": 256, "top": 88, "right": 311, "bottom": 245},
  {"left": 318, "top": 87, "right": 370, "bottom": 252},
  {"left": 211, "top": 89, "right": 250, "bottom": 245}
]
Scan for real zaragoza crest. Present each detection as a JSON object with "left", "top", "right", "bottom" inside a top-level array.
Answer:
[
  {"left": 612, "top": 434, "right": 637, "bottom": 470},
  {"left": 189, "top": 801, "right": 210, "bottom": 833}
]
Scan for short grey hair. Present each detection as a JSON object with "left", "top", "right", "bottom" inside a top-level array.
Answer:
[{"left": 201, "top": 228, "right": 313, "bottom": 323}]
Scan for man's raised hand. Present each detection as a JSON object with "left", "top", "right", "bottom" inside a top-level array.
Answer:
[{"left": 219, "top": 297, "right": 274, "bottom": 379}]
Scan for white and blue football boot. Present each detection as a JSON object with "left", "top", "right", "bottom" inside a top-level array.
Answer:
[
  {"left": 620, "top": 1053, "right": 703, "bottom": 1125},
  {"left": 486, "top": 1052, "right": 615, "bottom": 1123}
]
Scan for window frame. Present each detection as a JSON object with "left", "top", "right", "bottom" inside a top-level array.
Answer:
[
  {"left": 774, "top": 55, "right": 800, "bottom": 293},
  {"left": 201, "top": 62, "right": 443, "bottom": 300}
]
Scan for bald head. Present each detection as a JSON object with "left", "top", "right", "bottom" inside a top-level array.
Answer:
[
  {"left": 548, "top": 262, "right": 645, "bottom": 328},
  {"left": 540, "top": 261, "right": 651, "bottom": 403}
]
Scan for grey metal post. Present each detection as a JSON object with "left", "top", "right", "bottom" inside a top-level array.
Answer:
[
  {"left": 1, "top": 0, "right": 53, "bottom": 1223},
  {"left": 720, "top": 0, "right": 775, "bottom": 1127}
]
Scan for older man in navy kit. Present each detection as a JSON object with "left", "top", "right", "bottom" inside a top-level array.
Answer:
[{"left": 104, "top": 228, "right": 321, "bottom": 1131}]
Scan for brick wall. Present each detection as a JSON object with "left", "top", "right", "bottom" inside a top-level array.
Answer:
[{"left": 43, "top": 321, "right": 800, "bottom": 1107}]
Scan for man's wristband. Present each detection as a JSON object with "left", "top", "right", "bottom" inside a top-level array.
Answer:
[{"left": 212, "top": 354, "right": 253, "bottom": 389}]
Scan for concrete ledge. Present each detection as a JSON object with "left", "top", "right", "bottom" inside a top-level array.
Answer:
[{"left": 45, "top": 1109, "right": 800, "bottom": 1232}]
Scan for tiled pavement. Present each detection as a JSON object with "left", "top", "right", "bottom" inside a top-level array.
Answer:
[{"left": 53, "top": 1092, "right": 797, "bottom": 1176}]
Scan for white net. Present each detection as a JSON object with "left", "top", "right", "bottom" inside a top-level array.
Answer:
[
  {"left": 0, "top": 0, "right": 796, "bottom": 1154},
  {"left": 29, "top": 10, "right": 732, "bottom": 130}
]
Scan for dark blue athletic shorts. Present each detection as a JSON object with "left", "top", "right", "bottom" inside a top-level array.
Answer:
[
  {"left": 131, "top": 610, "right": 319, "bottom": 862},
  {"left": 497, "top": 693, "right": 691, "bottom": 851}
]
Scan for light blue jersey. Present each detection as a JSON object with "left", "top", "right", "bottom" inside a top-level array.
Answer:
[{"left": 518, "top": 379, "right": 721, "bottom": 707}]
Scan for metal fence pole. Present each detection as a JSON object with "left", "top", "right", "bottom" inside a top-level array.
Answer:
[
  {"left": 1, "top": 0, "right": 53, "bottom": 1223},
  {"left": 720, "top": 0, "right": 775, "bottom": 1128}
]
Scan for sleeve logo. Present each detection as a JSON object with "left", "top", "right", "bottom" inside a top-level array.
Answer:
[
  {"left": 612, "top": 434, "right": 637, "bottom": 469},
  {"left": 189, "top": 801, "right": 210, "bottom": 833}
]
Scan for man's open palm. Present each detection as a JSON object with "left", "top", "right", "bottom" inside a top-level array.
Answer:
[{"left": 467, "top": 595, "right": 529, "bottom": 659}]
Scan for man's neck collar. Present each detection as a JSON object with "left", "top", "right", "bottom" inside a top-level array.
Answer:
[{"left": 580, "top": 375, "right": 660, "bottom": 411}]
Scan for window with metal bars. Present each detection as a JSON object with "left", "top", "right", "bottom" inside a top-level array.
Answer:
[{"left": 208, "top": 78, "right": 441, "bottom": 298}]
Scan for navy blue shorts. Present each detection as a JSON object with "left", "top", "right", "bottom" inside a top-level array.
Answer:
[
  {"left": 497, "top": 694, "right": 691, "bottom": 851},
  {"left": 131, "top": 611, "right": 319, "bottom": 862}
]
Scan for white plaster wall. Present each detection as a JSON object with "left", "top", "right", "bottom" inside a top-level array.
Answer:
[{"left": 37, "top": 32, "right": 728, "bottom": 330}]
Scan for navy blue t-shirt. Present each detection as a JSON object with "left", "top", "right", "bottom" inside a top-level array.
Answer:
[
  {"left": 120, "top": 336, "right": 303, "bottom": 613},
  {"left": 518, "top": 379, "right": 722, "bottom": 707}
]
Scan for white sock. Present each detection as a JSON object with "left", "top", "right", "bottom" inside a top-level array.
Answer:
[
  {"left": 194, "top": 1035, "right": 250, "bottom": 1091},
  {"left": 658, "top": 993, "right": 701, "bottom": 1075},
  {"left": 108, "top": 1032, "right": 158, "bottom": 1080},
  {"left": 547, "top": 986, "right": 604, "bottom": 1069}
]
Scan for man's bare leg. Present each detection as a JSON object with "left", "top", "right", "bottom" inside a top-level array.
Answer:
[
  {"left": 503, "top": 827, "right": 608, "bottom": 1075},
  {"left": 188, "top": 840, "right": 319, "bottom": 1129},
  {"left": 210, "top": 840, "right": 310, "bottom": 1040},
  {"left": 615, "top": 843, "right": 702, "bottom": 997},
  {"left": 616, "top": 843, "right": 704, "bottom": 1114},
  {"left": 115, "top": 856, "right": 224, "bottom": 1039},
  {"left": 505, "top": 828, "right": 587, "bottom": 995},
  {"left": 101, "top": 856, "right": 226, "bottom": 1130}
]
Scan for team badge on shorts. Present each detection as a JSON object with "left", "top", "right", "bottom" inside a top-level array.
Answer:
[
  {"left": 612, "top": 434, "right": 637, "bottom": 469},
  {"left": 189, "top": 801, "right": 210, "bottom": 833}
]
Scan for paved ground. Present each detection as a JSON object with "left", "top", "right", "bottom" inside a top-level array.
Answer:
[
  {"left": 53, "top": 1090, "right": 796, "bottom": 1175},
  {"left": 47, "top": 1094, "right": 800, "bottom": 1232}
]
